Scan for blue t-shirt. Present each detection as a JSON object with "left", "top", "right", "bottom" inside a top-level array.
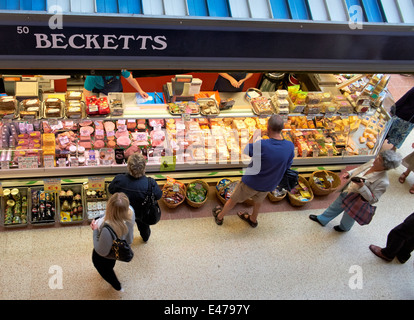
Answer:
[
  {"left": 84, "top": 70, "right": 131, "bottom": 91},
  {"left": 242, "top": 138, "right": 295, "bottom": 192}
]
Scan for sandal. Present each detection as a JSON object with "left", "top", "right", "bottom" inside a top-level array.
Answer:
[
  {"left": 212, "top": 205, "right": 223, "bottom": 225},
  {"left": 399, "top": 172, "right": 409, "bottom": 184},
  {"left": 237, "top": 212, "right": 258, "bottom": 228}
]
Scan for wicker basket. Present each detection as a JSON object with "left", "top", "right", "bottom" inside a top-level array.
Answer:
[
  {"left": 288, "top": 175, "right": 314, "bottom": 207},
  {"left": 215, "top": 178, "right": 234, "bottom": 205},
  {"left": 161, "top": 183, "right": 186, "bottom": 209},
  {"left": 268, "top": 190, "right": 287, "bottom": 202},
  {"left": 309, "top": 170, "right": 341, "bottom": 196},
  {"left": 185, "top": 180, "right": 209, "bottom": 208}
]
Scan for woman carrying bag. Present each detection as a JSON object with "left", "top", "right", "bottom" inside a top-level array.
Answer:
[
  {"left": 91, "top": 192, "right": 135, "bottom": 292},
  {"left": 309, "top": 150, "right": 401, "bottom": 232},
  {"left": 108, "top": 153, "right": 162, "bottom": 242}
]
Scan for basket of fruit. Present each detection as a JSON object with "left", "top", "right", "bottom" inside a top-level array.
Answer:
[{"left": 185, "top": 180, "right": 209, "bottom": 208}]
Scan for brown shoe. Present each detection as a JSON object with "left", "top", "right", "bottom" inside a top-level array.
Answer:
[{"left": 369, "top": 245, "right": 393, "bottom": 262}]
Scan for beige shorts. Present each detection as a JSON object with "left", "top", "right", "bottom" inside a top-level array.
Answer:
[{"left": 230, "top": 181, "right": 268, "bottom": 203}]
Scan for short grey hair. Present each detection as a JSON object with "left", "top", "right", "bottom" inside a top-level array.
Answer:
[
  {"left": 380, "top": 149, "right": 402, "bottom": 170},
  {"left": 127, "top": 153, "right": 146, "bottom": 178}
]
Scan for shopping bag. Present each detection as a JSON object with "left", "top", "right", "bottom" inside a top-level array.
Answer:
[{"left": 341, "top": 192, "right": 377, "bottom": 225}]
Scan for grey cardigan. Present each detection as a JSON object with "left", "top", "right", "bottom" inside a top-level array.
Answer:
[
  {"left": 93, "top": 206, "right": 135, "bottom": 257},
  {"left": 342, "top": 160, "right": 389, "bottom": 205}
]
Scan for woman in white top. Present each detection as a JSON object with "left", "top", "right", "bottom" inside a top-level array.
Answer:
[
  {"left": 309, "top": 150, "right": 401, "bottom": 232},
  {"left": 91, "top": 192, "right": 135, "bottom": 291}
]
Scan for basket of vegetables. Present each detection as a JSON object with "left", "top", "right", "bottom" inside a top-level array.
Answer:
[
  {"left": 161, "top": 178, "right": 186, "bottom": 209},
  {"left": 185, "top": 180, "right": 209, "bottom": 208}
]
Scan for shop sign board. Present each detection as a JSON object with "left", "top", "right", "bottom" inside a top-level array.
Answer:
[{"left": 0, "top": 22, "right": 413, "bottom": 64}]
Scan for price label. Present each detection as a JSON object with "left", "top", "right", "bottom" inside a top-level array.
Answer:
[
  {"left": 182, "top": 113, "right": 191, "bottom": 122},
  {"left": 160, "top": 156, "right": 176, "bottom": 172},
  {"left": 44, "top": 155, "right": 55, "bottom": 168},
  {"left": 44, "top": 178, "right": 61, "bottom": 192},
  {"left": 58, "top": 158, "right": 66, "bottom": 167},
  {"left": 88, "top": 176, "right": 105, "bottom": 191}
]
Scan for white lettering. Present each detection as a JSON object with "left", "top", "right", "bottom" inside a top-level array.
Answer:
[
  {"left": 85, "top": 34, "right": 101, "bottom": 49},
  {"left": 51, "top": 33, "right": 68, "bottom": 49},
  {"left": 34, "top": 33, "right": 52, "bottom": 49},
  {"left": 152, "top": 35, "right": 167, "bottom": 50},
  {"left": 118, "top": 35, "right": 136, "bottom": 49},
  {"left": 68, "top": 34, "right": 85, "bottom": 49},
  {"left": 136, "top": 35, "right": 153, "bottom": 50},
  {"left": 103, "top": 34, "right": 119, "bottom": 50}
]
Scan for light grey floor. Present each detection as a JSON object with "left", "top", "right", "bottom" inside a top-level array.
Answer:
[{"left": 1, "top": 131, "right": 413, "bottom": 300}]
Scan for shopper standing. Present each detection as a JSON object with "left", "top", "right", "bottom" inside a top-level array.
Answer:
[
  {"left": 309, "top": 150, "right": 401, "bottom": 232},
  {"left": 91, "top": 192, "right": 135, "bottom": 292},
  {"left": 369, "top": 212, "right": 414, "bottom": 263},
  {"left": 386, "top": 87, "right": 414, "bottom": 150},
  {"left": 108, "top": 153, "right": 162, "bottom": 242},
  {"left": 212, "top": 114, "right": 295, "bottom": 227},
  {"left": 398, "top": 142, "right": 414, "bottom": 194}
]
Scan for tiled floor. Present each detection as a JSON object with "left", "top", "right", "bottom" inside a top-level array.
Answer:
[{"left": 0, "top": 75, "right": 413, "bottom": 301}]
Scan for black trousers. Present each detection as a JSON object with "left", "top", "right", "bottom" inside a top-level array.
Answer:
[
  {"left": 382, "top": 212, "right": 414, "bottom": 261},
  {"left": 92, "top": 249, "right": 121, "bottom": 291},
  {"left": 136, "top": 218, "right": 151, "bottom": 242}
]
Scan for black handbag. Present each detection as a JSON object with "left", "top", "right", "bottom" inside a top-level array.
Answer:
[
  {"left": 104, "top": 224, "right": 134, "bottom": 262},
  {"left": 278, "top": 168, "right": 299, "bottom": 191},
  {"left": 140, "top": 177, "right": 161, "bottom": 225}
]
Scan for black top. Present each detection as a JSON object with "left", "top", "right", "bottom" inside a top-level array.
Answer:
[
  {"left": 213, "top": 72, "right": 248, "bottom": 92},
  {"left": 108, "top": 174, "right": 162, "bottom": 220},
  {"left": 395, "top": 87, "right": 414, "bottom": 123}
]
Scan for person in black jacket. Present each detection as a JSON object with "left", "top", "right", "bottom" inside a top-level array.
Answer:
[
  {"left": 369, "top": 212, "right": 414, "bottom": 263},
  {"left": 386, "top": 86, "right": 414, "bottom": 150},
  {"left": 108, "top": 153, "right": 162, "bottom": 242}
]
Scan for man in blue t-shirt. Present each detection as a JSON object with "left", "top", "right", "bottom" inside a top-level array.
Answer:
[
  {"left": 213, "top": 114, "right": 295, "bottom": 228},
  {"left": 83, "top": 69, "right": 148, "bottom": 98}
]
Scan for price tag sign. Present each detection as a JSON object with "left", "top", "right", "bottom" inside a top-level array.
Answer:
[
  {"left": 160, "top": 156, "right": 176, "bottom": 172},
  {"left": 182, "top": 113, "right": 191, "bottom": 122},
  {"left": 44, "top": 155, "right": 55, "bottom": 168},
  {"left": 88, "top": 176, "right": 105, "bottom": 191},
  {"left": 44, "top": 178, "right": 61, "bottom": 192}
]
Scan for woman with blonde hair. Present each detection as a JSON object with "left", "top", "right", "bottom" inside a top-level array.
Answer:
[
  {"left": 91, "top": 192, "right": 135, "bottom": 292},
  {"left": 109, "top": 152, "right": 162, "bottom": 242}
]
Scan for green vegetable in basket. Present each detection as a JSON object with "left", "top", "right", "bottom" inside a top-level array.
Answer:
[{"left": 187, "top": 182, "right": 207, "bottom": 203}]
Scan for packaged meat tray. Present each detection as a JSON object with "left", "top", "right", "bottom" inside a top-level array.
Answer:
[
  {"left": 85, "top": 96, "right": 110, "bottom": 116},
  {"left": 198, "top": 98, "right": 220, "bottom": 116},
  {"left": 250, "top": 96, "right": 274, "bottom": 116},
  {"left": 43, "top": 98, "right": 64, "bottom": 119},
  {"left": 0, "top": 96, "right": 18, "bottom": 119},
  {"left": 19, "top": 99, "right": 41, "bottom": 119},
  {"left": 168, "top": 101, "right": 199, "bottom": 115}
]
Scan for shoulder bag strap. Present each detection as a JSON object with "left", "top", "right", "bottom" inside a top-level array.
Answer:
[{"left": 104, "top": 224, "right": 118, "bottom": 240}]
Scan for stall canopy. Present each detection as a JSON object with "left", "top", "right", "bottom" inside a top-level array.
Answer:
[{"left": 0, "top": 0, "right": 413, "bottom": 74}]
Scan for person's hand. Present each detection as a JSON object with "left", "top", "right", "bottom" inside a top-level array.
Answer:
[
  {"left": 342, "top": 172, "right": 350, "bottom": 179},
  {"left": 139, "top": 91, "right": 149, "bottom": 99},
  {"left": 353, "top": 180, "right": 365, "bottom": 188},
  {"left": 90, "top": 219, "right": 98, "bottom": 230},
  {"left": 230, "top": 78, "right": 240, "bottom": 88}
]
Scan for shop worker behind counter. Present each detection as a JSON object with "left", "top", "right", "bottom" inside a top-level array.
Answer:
[
  {"left": 212, "top": 114, "right": 295, "bottom": 228},
  {"left": 83, "top": 70, "right": 149, "bottom": 98},
  {"left": 108, "top": 153, "right": 162, "bottom": 242}
]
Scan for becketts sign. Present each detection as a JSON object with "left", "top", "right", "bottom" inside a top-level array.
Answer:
[{"left": 34, "top": 33, "right": 168, "bottom": 51}]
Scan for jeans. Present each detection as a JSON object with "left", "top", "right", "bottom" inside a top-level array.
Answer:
[
  {"left": 92, "top": 249, "right": 122, "bottom": 291},
  {"left": 381, "top": 212, "right": 414, "bottom": 261},
  {"left": 317, "top": 192, "right": 356, "bottom": 231}
]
